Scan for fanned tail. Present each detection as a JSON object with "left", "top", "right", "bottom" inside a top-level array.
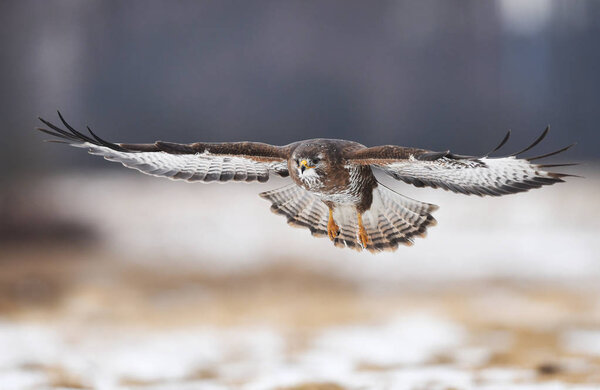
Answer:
[
  {"left": 259, "top": 183, "right": 438, "bottom": 253},
  {"left": 259, "top": 185, "right": 330, "bottom": 237},
  {"left": 331, "top": 183, "right": 438, "bottom": 252}
]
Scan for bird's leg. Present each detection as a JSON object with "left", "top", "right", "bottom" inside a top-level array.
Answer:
[
  {"left": 357, "top": 212, "right": 369, "bottom": 249},
  {"left": 327, "top": 207, "right": 340, "bottom": 240}
]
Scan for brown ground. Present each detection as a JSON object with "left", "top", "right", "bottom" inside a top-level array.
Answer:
[{"left": 1, "top": 245, "right": 600, "bottom": 388}]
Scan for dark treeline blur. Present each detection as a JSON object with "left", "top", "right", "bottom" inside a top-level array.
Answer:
[{"left": 1, "top": 0, "right": 599, "bottom": 182}]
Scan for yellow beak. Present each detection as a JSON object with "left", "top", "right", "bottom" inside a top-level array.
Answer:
[{"left": 300, "top": 159, "right": 315, "bottom": 170}]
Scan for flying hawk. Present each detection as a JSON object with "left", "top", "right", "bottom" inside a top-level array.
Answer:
[{"left": 37, "top": 113, "right": 575, "bottom": 253}]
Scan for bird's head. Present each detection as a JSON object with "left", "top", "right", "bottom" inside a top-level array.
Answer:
[{"left": 291, "top": 144, "right": 326, "bottom": 181}]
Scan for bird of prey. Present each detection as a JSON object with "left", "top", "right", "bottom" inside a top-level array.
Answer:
[{"left": 37, "top": 113, "right": 575, "bottom": 253}]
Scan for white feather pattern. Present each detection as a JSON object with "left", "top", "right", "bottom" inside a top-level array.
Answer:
[
  {"left": 379, "top": 156, "right": 564, "bottom": 196},
  {"left": 76, "top": 143, "right": 287, "bottom": 183}
]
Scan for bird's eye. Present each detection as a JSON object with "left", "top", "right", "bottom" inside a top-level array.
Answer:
[
  {"left": 312, "top": 158, "right": 320, "bottom": 164},
  {"left": 295, "top": 159, "right": 300, "bottom": 166}
]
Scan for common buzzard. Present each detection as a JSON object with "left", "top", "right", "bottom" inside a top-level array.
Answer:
[{"left": 37, "top": 113, "right": 575, "bottom": 252}]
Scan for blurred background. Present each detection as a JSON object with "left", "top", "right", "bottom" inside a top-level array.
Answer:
[{"left": 1, "top": 1, "right": 599, "bottom": 389}]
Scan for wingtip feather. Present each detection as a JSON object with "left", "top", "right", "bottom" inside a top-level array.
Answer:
[
  {"left": 482, "top": 129, "right": 511, "bottom": 157},
  {"left": 511, "top": 126, "right": 550, "bottom": 157},
  {"left": 527, "top": 143, "right": 576, "bottom": 161}
]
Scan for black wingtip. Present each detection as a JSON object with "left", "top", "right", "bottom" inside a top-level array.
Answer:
[
  {"left": 56, "top": 111, "right": 96, "bottom": 144},
  {"left": 37, "top": 118, "right": 78, "bottom": 140},
  {"left": 38, "top": 117, "right": 54, "bottom": 128},
  {"left": 511, "top": 126, "right": 550, "bottom": 157},
  {"left": 550, "top": 172, "right": 583, "bottom": 179},
  {"left": 86, "top": 125, "right": 128, "bottom": 152},
  {"left": 37, "top": 112, "right": 129, "bottom": 152},
  {"left": 482, "top": 129, "right": 511, "bottom": 158},
  {"left": 527, "top": 143, "right": 576, "bottom": 161},
  {"left": 536, "top": 162, "right": 580, "bottom": 168},
  {"left": 36, "top": 127, "right": 65, "bottom": 139}
]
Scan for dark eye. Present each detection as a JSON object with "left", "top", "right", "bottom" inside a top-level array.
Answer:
[
  {"left": 295, "top": 159, "right": 300, "bottom": 166},
  {"left": 312, "top": 158, "right": 320, "bottom": 164}
]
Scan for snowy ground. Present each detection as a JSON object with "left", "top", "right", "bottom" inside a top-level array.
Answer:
[{"left": 0, "top": 168, "right": 598, "bottom": 389}]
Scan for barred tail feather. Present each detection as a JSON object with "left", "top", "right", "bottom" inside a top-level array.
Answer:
[
  {"left": 259, "top": 185, "right": 330, "bottom": 237},
  {"left": 332, "top": 184, "right": 438, "bottom": 252},
  {"left": 259, "top": 184, "right": 438, "bottom": 253}
]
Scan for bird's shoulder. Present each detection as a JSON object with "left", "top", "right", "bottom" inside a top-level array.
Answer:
[{"left": 285, "top": 138, "right": 367, "bottom": 155}]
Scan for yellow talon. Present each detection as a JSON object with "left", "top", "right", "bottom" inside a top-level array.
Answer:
[
  {"left": 327, "top": 208, "right": 340, "bottom": 240},
  {"left": 357, "top": 212, "right": 369, "bottom": 248}
]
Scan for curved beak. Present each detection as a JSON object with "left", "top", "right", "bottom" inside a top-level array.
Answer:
[{"left": 300, "top": 159, "right": 315, "bottom": 173}]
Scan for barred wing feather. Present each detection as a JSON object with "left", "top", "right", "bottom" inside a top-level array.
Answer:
[
  {"left": 78, "top": 143, "right": 285, "bottom": 183},
  {"left": 349, "top": 128, "right": 576, "bottom": 197},
  {"left": 37, "top": 113, "right": 289, "bottom": 183}
]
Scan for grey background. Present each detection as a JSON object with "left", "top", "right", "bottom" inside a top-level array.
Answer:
[{"left": 2, "top": 0, "right": 598, "bottom": 181}]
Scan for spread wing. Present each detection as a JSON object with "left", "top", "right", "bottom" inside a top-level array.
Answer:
[
  {"left": 347, "top": 128, "right": 577, "bottom": 196},
  {"left": 37, "top": 112, "right": 291, "bottom": 183}
]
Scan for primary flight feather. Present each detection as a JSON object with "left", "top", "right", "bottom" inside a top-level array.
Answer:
[{"left": 37, "top": 112, "right": 575, "bottom": 253}]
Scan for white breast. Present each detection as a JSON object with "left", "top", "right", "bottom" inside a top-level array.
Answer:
[{"left": 309, "top": 165, "right": 364, "bottom": 205}]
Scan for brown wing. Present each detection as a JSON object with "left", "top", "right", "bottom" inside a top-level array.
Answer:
[
  {"left": 37, "top": 112, "right": 292, "bottom": 182},
  {"left": 346, "top": 128, "right": 576, "bottom": 196}
]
